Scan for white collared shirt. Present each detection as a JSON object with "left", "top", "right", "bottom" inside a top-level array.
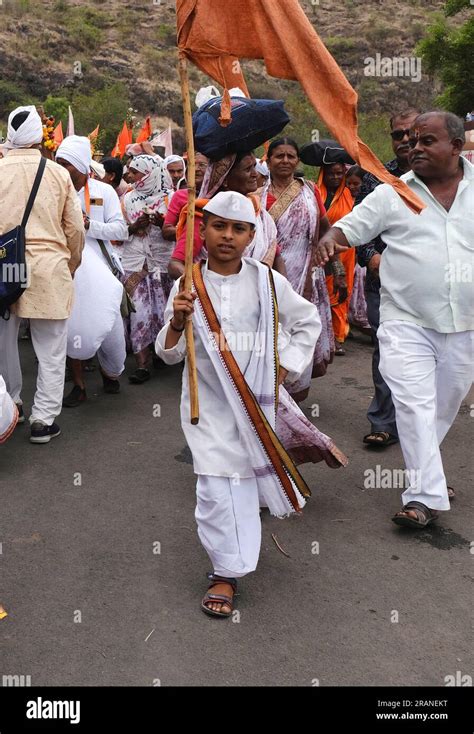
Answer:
[{"left": 336, "top": 158, "right": 474, "bottom": 333}]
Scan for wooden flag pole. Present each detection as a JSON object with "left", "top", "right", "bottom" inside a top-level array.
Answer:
[{"left": 178, "top": 55, "right": 199, "bottom": 425}]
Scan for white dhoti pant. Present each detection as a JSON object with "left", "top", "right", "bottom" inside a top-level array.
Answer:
[
  {"left": 0, "top": 314, "right": 68, "bottom": 426},
  {"left": 378, "top": 320, "right": 473, "bottom": 511},
  {"left": 195, "top": 475, "right": 261, "bottom": 578},
  {"left": 95, "top": 311, "right": 126, "bottom": 379}
]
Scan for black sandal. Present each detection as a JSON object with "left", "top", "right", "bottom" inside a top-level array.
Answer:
[
  {"left": 201, "top": 574, "right": 237, "bottom": 619},
  {"left": 392, "top": 501, "right": 439, "bottom": 528},
  {"left": 129, "top": 368, "right": 151, "bottom": 385},
  {"left": 63, "top": 385, "right": 87, "bottom": 408},
  {"left": 363, "top": 431, "right": 398, "bottom": 446}
]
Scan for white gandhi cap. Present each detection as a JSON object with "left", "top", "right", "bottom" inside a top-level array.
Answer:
[{"left": 203, "top": 191, "right": 256, "bottom": 226}]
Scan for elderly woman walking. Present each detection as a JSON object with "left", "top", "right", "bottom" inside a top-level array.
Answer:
[{"left": 119, "top": 155, "right": 174, "bottom": 384}]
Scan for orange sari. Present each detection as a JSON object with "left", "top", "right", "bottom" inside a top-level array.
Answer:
[{"left": 318, "top": 171, "right": 355, "bottom": 343}]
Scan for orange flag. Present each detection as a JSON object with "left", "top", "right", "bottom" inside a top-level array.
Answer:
[
  {"left": 136, "top": 116, "right": 152, "bottom": 144},
  {"left": 88, "top": 124, "right": 100, "bottom": 142},
  {"left": 177, "top": 0, "right": 424, "bottom": 213},
  {"left": 53, "top": 121, "right": 64, "bottom": 145},
  {"left": 88, "top": 124, "right": 100, "bottom": 154},
  {"left": 111, "top": 121, "right": 133, "bottom": 158}
]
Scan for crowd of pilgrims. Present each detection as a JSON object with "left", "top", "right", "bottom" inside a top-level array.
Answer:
[
  {"left": 3, "top": 101, "right": 472, "bottom": 617},
  {"left": 59, "top": 137, "right": 374, "bottom": 407}
]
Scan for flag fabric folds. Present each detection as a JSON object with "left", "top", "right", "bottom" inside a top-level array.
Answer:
[
  {"left": 136, "top": 116, "right": 152, "bottom": 143},
  {"left": 111, "top": 121, "right": 133, "bottom": 158},
  {"left": 53, "top": 121, "right": 64, "bottom": 145},
  {"left": 176, "top": 0, "right": 424, "bottom": 212},
  {"left": 151, "top": 125, "right": 173, "bottom": 156},
  {"left": 88, "top": 124, "right": 100, "bottom": 154}
]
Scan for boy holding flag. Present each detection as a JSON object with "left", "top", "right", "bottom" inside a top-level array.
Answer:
[{"left": 156, "top": 191, "right": 321, "bottom": 617}]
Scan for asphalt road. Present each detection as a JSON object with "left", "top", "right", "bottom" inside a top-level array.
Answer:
[{"left": 1, "top": 332, "right": 473, "bottom": 687}]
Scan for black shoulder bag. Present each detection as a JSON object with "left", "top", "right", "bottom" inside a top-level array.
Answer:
[{"left": 0, "top": 156, "right": 47, "bottom": 320}]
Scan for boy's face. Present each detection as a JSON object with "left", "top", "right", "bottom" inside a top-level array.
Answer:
[{"left": 200, "top": 214, "right": 255, "bottom": 263}]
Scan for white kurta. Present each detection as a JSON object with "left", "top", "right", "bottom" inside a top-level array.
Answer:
[
  {"left": 155, "top": 258, "right": 320, "bottom": 478},
  {"left": 67, "top": 179, "right": 128, "bottom": 365}
]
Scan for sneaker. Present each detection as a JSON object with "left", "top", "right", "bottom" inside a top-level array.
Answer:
[
  {"left": 100, "top": 370, "right": 120, "bottom": 394},
  {"left": 30, "top": 421, "right": 61, "bottom": 444},
  {"left": 15, "top": 404, "right": 25, "bottom": 424},
  {"left": 63, "top": 385, "right": 87, "bottom": 407}
]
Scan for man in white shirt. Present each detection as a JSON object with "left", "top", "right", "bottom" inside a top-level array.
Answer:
[
  {"left": 56, "top": 136, "right": 129, "bottom": 407},
  {"left": 316, "top": 111, "right": 473, "bottom": 528}
]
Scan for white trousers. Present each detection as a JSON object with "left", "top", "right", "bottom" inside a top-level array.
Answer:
[
  {"left": 195, "top": 475, "right": 261, "bottom": 578},
  {"left": 378, "top": 321, "right": 473, "bottom": 511},
  {"left": 95, "top": 311, "right": 126, "bottom": 379},
  {"left": 0, "top": 314, "right": 68, "bottom": 426}
]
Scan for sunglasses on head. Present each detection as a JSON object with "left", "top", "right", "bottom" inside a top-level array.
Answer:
[{"left": 390, "top": 128, "right": 411, "bottom": 142}]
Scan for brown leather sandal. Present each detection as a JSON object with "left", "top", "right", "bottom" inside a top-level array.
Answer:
[
  {"left": 392, "top": 501, "right": 439, "bottom": 528},
  {"left": 201, "top": 574, "right": 237, "bottom": 619}
]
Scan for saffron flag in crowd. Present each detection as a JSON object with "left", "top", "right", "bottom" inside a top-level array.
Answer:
[
  {"left": 136, "top": 116, "right": 152, "bottom": 143},
  {"left": 176, "top": 0, "right": 424, "bottom": 212},
  {"left": 111, "top": 121, "right": 133, "bottom": 158},
  {"left": 53, "top": 121, "right": 64, "bottom": 145}
]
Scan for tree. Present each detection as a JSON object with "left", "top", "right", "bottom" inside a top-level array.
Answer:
[
  {"left": 416, "top": 0, "right": 473, "bottom": 116},
  {"left": 42, "top": 95, "right": 70, "bottom": 130},
  {"left": 72, "top": 83, "right": 130, "bottom": 153}
]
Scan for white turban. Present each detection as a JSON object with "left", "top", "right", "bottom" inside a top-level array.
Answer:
[
  {"left": 203, "top": 191, "right": 256, "bottom": 225},
  {"left": 5, "top": 105, "right": 43, "bottom": 150},
  {"left": 56, "top": 135, "right": 92, "bottom": 175},
  {"left": 90, "top": 160, "right": 106, "bottom": 179},
  {"left": 163, "top": 154, "right": 186, "bottom": 169}
]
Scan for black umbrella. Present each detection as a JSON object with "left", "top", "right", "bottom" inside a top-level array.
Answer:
[
  {"left": 193, "top": 95, "right": 290, "bottom": 161},
  {"left": 300, "top": 138, "right": 354, "bottom": 167}
]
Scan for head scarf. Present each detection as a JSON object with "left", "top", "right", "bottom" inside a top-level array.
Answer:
[
  {"left": 4, "top": 105, "right": 43, "bottom": 150},
  {"left": 56, "top": 135, "right": 92, "bottom": 175},
  {"left": 317, "top": 166, "right": 353, "bottom": 225},
  {"left": 164, "top": 154, "right": 187, "bottom": 190},
  {"left": 199, "top": 153, "right": 236, "bottom": 197},
  {"left": 123, "top": 154, "right": 172, "bottom": 223},
  {"left": 163, "top": 154, "right": 186, "bottom": 170}
]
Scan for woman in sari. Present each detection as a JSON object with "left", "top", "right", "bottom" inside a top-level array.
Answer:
[
  {"left": 119, "top": 155, "right": 174, "bottom": 384},
  {"left": 317, "top": 162, "right": 356, "bottom": 355},
  {"left": 346, "top": 165, "right": 371, "bottom": 335},
  {"left": 262, "top": 137, "right": 334, "bottom": 402},
  {"left": 167, "top": 151, "right": 286, "bottom": 279}
]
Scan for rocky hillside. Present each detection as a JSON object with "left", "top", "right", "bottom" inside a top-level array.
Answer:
[{"left": 0, "top": 0, "right": 454, "bottom": 156}]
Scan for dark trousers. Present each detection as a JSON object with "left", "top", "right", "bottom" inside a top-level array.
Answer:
[{"left": 365, "top": 289, "right": 398, "bottom": 437}]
